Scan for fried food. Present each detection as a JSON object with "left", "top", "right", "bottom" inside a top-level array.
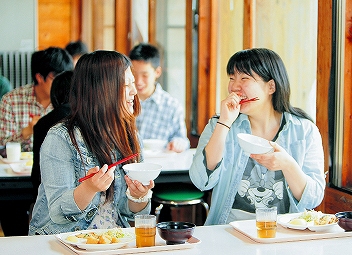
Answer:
[
  {"left": 314, "top": 214, "right": 338, "bottom": 225},
  {"left": 65, "top": 227, "right": 133, "bottom": 244}
]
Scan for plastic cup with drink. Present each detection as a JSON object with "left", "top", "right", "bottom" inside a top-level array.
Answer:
[
  {"left": 135, "top": 214, "right": 156, "bottom": 247},
  {"left": 255, "top": 206, "right": 277, "bottom": 238},
  {"left": 6, "top": 142, "right": 21, "bottom": 162}
]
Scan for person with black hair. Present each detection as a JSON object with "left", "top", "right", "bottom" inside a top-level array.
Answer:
[
  {"left": 0, "top": 47, "right": 73, "bottom": 236},
  {"left": 129, "top": 43, "right": 189, "bottom": 152},
  {"left": 31, "top": 70, "right": 73, "bottom": 200},
  {"left": 0, "top": 47, "right": 74, "bottom": 152},
  {"left": 190, "top": 48, "right": 325, "bottom": 225},
  {"left": 65, "top": 40, "right": 89, "bottom": 66}
]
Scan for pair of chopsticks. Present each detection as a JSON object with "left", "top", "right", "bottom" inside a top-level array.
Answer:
[
  {"left": 239, "top": 97, "right": 259, "bottom": 104},
  {"left": 78, "top": 153, "right": 138, "bottom": 182}
]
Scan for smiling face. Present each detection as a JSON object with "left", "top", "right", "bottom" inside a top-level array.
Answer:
[
  {"left": 228, "top": 71, "right": 276, "bottom": 113},
  {"left": 131, "top": 60, "right": 161, "bottom": 101},
  {"left": 124, "top": 66, "right": 137, "bottom": 114}
]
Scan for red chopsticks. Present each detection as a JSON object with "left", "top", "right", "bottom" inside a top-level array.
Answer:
[
  {"left": 78, "top": 153, "right": 139, "bottom": 182},
  {"left": 239, "top": 97, "right": 259, "bottom": 104}
]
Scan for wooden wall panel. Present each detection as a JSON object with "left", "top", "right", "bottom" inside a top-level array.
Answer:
[{"left": 38, "top": 0, "right": 71, "bottom": 49}]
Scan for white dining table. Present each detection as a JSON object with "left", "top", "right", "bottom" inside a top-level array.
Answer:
[
  {"left": 0, "top": 148, "right": 196, "bottom": 201},
  {"left": 143, "top": 148, "right": 196, "bottom": 183},
  {"left": 0, "top": 148, "right": 196, "bottom": 179},
  {"left": 1, "top": 223, "right": 352, "bottom": 255}
]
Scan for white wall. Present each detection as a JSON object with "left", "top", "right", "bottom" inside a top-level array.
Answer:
[{"left": 0, "top": 0, "right": 36, "bottom": 51}]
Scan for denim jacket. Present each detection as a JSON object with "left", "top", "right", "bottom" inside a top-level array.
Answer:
[
  {"left": 29, "top": 123, "right": 150, "bottom": 235},
  {"left": 189, "top": 112, "right": 325, "bottom": 225}
]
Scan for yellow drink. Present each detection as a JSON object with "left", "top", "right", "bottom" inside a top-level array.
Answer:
[
  {"left": 256, "top": 221, "right": 277, "bottom": 238},
  {"left": 135, "top": 226, "right": 156, "bottom": 247}
]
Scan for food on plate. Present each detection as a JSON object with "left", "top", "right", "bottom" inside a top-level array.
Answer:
[
  {"left": 25, "top": 160, "right": 33, "bottom": 166},
  {"left": 288, "top": 218, "right": 307, "bottom": 226},
  {"left": 291, "top": 210, "right": 337, "bottom": 226},
  {"left": 314, "top": 214, "right": 338, "bottom": 225},
  {"left": 65, "top": 235, "right": 79, "bottom": 243},
  {"left": 65, "top": 227, "right": 134, "bottom": 244},
  {"left": 297, "top": 210, "right": 323, "bottom": 222}
]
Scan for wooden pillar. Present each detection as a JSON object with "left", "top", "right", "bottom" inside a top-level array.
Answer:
[
  {"left": 70, "top": 0, "right": 82, "bottom": 41},
  {"left": 115, "top": 0, "right": 131, "bottom": 54},
  {"left": 196, "top": 0, "right": 217, "bottom": 135},
  {"left": 148, "top": 0, "right": 156, "bottom": 44},
  {"left": 243, "top": 0, "right": 255, "bottom": 49},
  {"left": 92, "top": 0, "right": 104, "bottom": 50},
  {"left": 315, "top": 0, "right": 332, "bottom": 213}
]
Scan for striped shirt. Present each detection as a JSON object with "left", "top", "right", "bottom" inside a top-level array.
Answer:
[
  {"left": 0, "top": 84, "right": 53, "bottom": 151},
  {"left": 136, "top": 83, "right": 189, "bottom": 147}
]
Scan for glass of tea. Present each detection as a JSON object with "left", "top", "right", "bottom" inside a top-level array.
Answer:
[
  {"left": 135, "top": 214, "right": 156, "bottom": 247},
  {"left": 255, "top": 207, "right": 277, "bottom": 238}
]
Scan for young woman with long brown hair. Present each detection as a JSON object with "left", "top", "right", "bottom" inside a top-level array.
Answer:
[{"left": 29, "top": 50, "right": 153, "bottom": 235}]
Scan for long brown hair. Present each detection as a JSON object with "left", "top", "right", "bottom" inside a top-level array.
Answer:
[{"left": 67, "top": 50, "right": 141, "bottom": 200}]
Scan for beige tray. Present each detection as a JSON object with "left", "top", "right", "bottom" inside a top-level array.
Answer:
[
  {"left": 56, "top": 233, "right": 200, "bottom": 254},
  {"left": 229, "top": 218, "right": 352, "bottom": 244}
]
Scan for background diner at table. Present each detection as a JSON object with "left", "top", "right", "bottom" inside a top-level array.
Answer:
[{"left": 0, "top": 47, "right": 73, "bottom": 237}]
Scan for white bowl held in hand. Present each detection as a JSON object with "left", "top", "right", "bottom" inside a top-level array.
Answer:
[
  {"left": 237, "top": 133, "right": 274, "bottom": 155},
  {"left": 122, "top": 162, "right": 162, "bottom": 185},
  {"left": 142, "top": 139, "right": 167, "bottom": 152}
]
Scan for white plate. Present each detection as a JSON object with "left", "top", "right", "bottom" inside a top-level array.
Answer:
[
  {"left": 9, "top": 163, "right": 32, "bottom": 174},
  {"left": 277, "top": 213, "right": 308, "bottom": 230},
  {"left": 1, "top": 158, "right": 29, "bottom": 164},
  {"left": 277, "top": 213, "right": 338, "bottom": 232},
  {"left": 57, "top": 229, "right": 135, "bottom": 251},
  {"left": 307, "top": 222, "right": 338, "bottom": 232},
  {"left": 0, "top": 152, "right": 33, "bottom": 164}
]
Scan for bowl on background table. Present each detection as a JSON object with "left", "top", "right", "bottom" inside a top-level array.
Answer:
[{"left": 142, "top": 139, "right": 168, "bottom": 153}]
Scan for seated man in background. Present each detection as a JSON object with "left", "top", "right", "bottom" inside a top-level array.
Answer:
[
  {"left": 0, "top": 47, "right": 73, "bottom": 237},
  {"left": 129, "top": 43, "right": 190, "bottom": 153},
  {"left": 65, "top": 40, "right": 89, "bottom": 66},
  {"left": 0, "top": 47, "right": 73, "bottom": 152}
]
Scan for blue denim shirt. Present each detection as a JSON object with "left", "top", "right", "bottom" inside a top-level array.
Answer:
[
  {"left": 189, "top": 112, "right": 325, "bottom": 225},
  {"left": 29, "top": 123, "right": 150, "bottom": 235}
]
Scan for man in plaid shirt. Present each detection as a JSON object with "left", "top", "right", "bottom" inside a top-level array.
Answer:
[
  {"left": 0, "top": 47, "right": 73, "bottom": 152},
  {"left": 129, "top": 43, "right": 190, "bottom": 153}
]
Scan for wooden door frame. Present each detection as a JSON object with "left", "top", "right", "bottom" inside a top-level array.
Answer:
[{"left": 115, "top": 0, "right": 132, "bottom": 55}]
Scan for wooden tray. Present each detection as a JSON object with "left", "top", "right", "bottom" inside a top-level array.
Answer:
[
  {"left": 56, "top": 233, "right": 200, "bottom": 254},
  {"left": 229, "top": 218, "right": 352, "bottom": 244}
]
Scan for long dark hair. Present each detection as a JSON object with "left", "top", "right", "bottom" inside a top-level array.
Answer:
[
  {"left": 226, "top": 48, "right": 313, "bottom": 122},
  {"left": 67, "top": 50, "right": 141, "bottom": 200}
]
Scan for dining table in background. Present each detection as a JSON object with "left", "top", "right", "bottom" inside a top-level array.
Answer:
[
  {"left": 0, "top": 161, "right": 34, "bottom": 202},
  {"left": 1, "top": 223, "right": 352, "bottom": 255},
  {"left": 144, "top": 148, "right": 196, "bottom": 184},
  {"left": 0, "top": 148, "right": 197, "bottom": 202}
]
